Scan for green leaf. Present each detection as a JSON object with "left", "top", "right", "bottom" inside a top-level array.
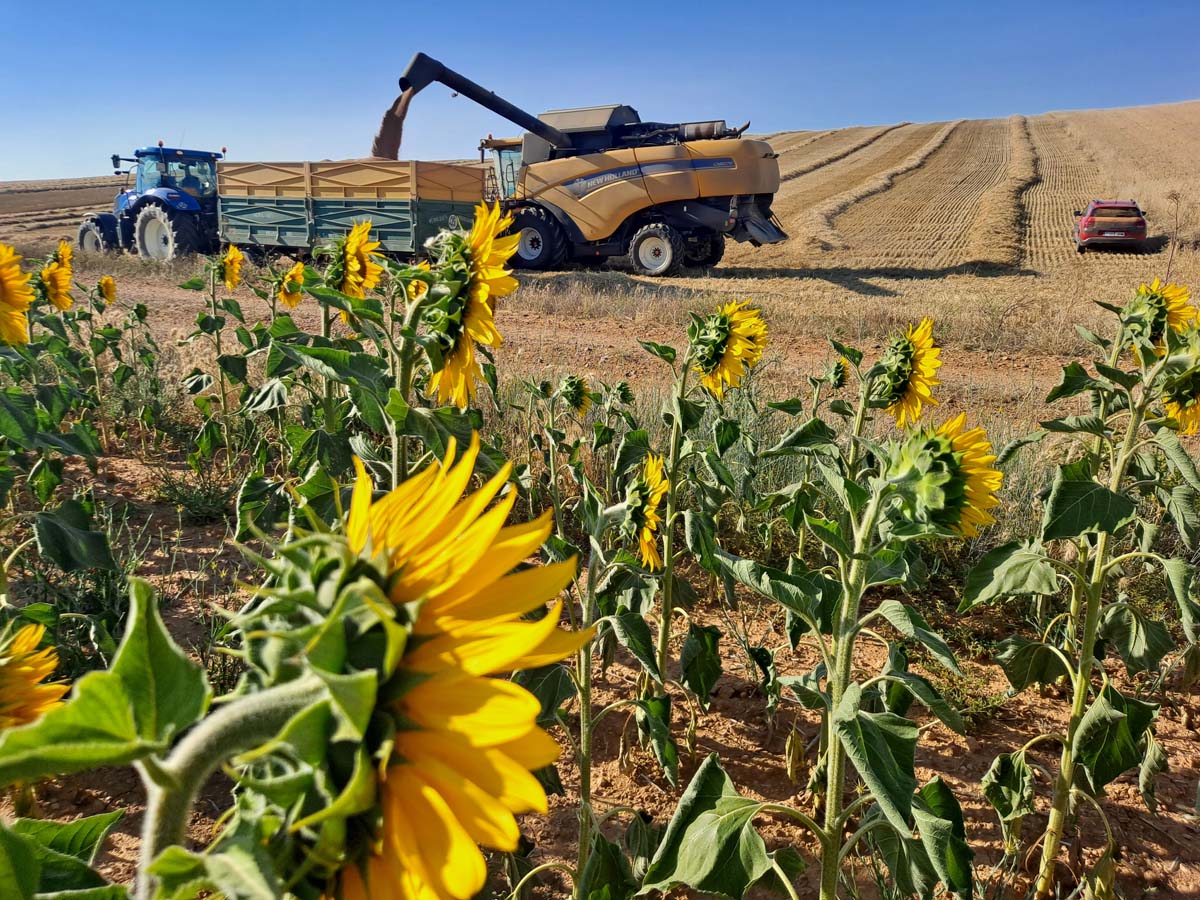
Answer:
[
  {"left": 672, "top": 396, "right": 705, "bottom": 434},
  {"left": 714, "top": 417, "right": 741, "bottom": 456},
  {"left": 1163, "top": 557, "right": 1199, "bottom": 642},
  {"left": 868, "top": 816, "right": 937, "bottom": 900},
  {"left": 995, "top": 636, "right": 1068, "bottom": 690},
  {"left": 115, "top": 579, "right": 212, "bottom": 744},
  {"left": 960, "top": 541, "right": 1059, "bottom": 611},
  {"left": 834, "top": 684, "right": 918, "bottom": 832},
  {"left": 177, "top": 277, "right": 206, "bottom": 291},
  {"left": 1076, "top": 685, "right": 1158, "bottom": 791},
  {"left": 634, "top": 695, "right": 678, "bottom": 787},
  {"left": 639, "top": 341, "right": 677, "bottom": 364},
  {"left": 34, "top": 500, "right": 117, "bottom": 572},
  {"left": 911, "top": 778, "right": 973, "bottom": 899},
  {"left": 873, "top": 600, "right": 962, "bottom": 676},
  {"left": 1099, "top": 604, "right": 1173, "bottom": 675},
  {"left": 763, "top": 418, "right": 838, "bottom": 458},
  {"left": 614, "top": 429, "right": 651, "bottom": 477},
  {"left": 637, "top": 753, "right": 772, "bottom": 899},
  {"left": 1155, "top": 427, "right": 1200, "bottom": 493},
  {"left": 0, "top": 823, "right": 39, "bottom": 899},
  {"left": 1041, "top": 464, "right": 1136, "bottom": 540},
  {"left": 804, "top": 514, "right": 850, "bottom": 558},
  {"left": 608, "top": 611, "right": 661, "bottom": 683},
  {"left": 1139, "top": 731, "right": 1169, "bottom": 813},
  {"left": 1040, "top": 415, "right": 1108, "bottom": 437},
  {"left": 513, "top": 664, "right": 577, "bottom": 727},
  {"left": 1045, "top": 361, "right": 1108, "bottom": 403},
  {"left": 314, "top": 669, "right": 377, "bottom": 742},
  {"left": 981, "top": 751, "right": 1034, "bottom": 847},
  {"left": 883, "top": 669, "right": 964, "bottom": 735},
  {"left": 995, "top": 431, "right": 1045, "bottom": 467},
  {"left": 11, "top": 810, "right": 123, "bottom": 865},
  {"left": 680, "top": 624, "right": 722, "bottom": 711},
  {"left": 577, "top": 832, "right": 637, "bottom": 900}
]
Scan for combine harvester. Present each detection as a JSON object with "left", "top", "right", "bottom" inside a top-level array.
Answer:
[{"left": 80, "top": 54, "right": 787, "bottom": 276}]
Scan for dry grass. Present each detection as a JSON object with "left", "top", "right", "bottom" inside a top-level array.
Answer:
[
  {"left": 799, "top": 120, "right": 962, "bottom": 250},
  {"left": 964, "top": 115, "right": 1039, "bottom": 267}
]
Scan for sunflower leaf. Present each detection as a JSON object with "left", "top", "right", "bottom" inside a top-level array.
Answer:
[
  {"left": 1045, "top": 362, "right": 1109, "bottom": 403},
  {"left": 1099, "top": 604, "right": 1174, "bottom": 675},
  {"left": 635, "top": 696, "right": 678, "bottom": 787},
  {"left": 637, "top": 753, "right": 772, "bottom": 898},
  {"left": 981, "top": 750, "right": 1035, "bottom": 846},
  {"left": 1041, "top": 463, "right": 1136, "bottom": 540},
  {"left": 1139, "top": 731, "right": 1169, "bottom": 813},
  {"left": 995, "top": 636, "right": 1069, "bottom": 690},
  {"left": 912, "top": 778, "right": 973, "bottom": 899},
  {"left": 680, "top": 624, "right": 723, "bottom": 711},
  {"left": 960, "top": 541, "right": 1058, "bottom": 611},
  {"left": 1075, "top": 685, "right": 1157, "bottom": 792},
  {"left": 873, "top": 600, "right": 962, "bottom": 676},
  {"left": 834, "top": 685, "right": 918, "bottom": 832}
]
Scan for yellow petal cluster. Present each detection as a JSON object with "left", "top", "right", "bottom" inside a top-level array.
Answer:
[
  {"left": 329, "top": 435, "right": 590, "bottom": 900},
  {"left": 0, "top": 624, "right": 69, "bottom": 731},
  {"left": 222, "top": 245, "right": 245, "bottom": 292},
  {"left": 279, "top": 261, "right": 306, "bottom": 309},
  {"left": 885, "top": 317, "right": 941, "bottom": 428},
  {"left": 99, "top": 275, "right": 117, "bottom": 303},
  {"left": 633, "top": 453, "right": 669, "bottom": 570},
  {"left": 0, "top": 244, "right": 33, "bottom": 345},
  {"left": 340, "top": 221, "right": 384, "bottom": 300},
  {"left": 936, "top": 413, "right": 1003, "bottom": 538},
  {"left": 695, "top": 300, "right": 768, "bottom": 399}
]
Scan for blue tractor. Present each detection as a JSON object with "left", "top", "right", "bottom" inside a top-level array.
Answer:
[{"left": 78, "top": 145, "right": 224, "bottom": 260}]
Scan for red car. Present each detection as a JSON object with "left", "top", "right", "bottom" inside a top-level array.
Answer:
[{"left": 1073, "top": 200, "right": 1148, "bottom": 253}]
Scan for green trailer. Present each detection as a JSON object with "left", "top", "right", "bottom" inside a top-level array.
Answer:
[{"left": 216, "top": 159, "right": 485, "bottom": 254}]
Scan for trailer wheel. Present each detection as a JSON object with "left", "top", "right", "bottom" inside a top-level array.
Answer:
[
  {"left": 134, "top": 204, "right": 200, "bottom": 261},
  {"left": 509, "top": 207, "right": 567, "bottom": 270},
  {"left": 685, "top": 234, "right": 725, "bottom": 268},
  {"left": 78, "top": 218, "right": 117, "bottom": 254},
  {"left": 627, "top": 223, "right": 684, "bottom": 277}
]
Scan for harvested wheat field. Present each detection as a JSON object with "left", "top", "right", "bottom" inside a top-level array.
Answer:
[{"left": 1, "top": 96, "right": 1200, "bottom": 900}]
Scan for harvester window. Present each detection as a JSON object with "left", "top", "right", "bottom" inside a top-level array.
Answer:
[{"left": 495, "top": 149, "right": 520, "bottom": 198}]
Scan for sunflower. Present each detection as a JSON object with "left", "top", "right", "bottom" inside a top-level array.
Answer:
[
  {"left": 39, "top": 261, "right": 73, "bottom": 311},
  {"left": 407, "top": 261, "right": 432, "bottom": 302},
  {"left": 221, "top": 245, "right": 244, "bottom": 292},
  {"left": 340, "top": 221, "right": 384, "bottom": 300},
  {"left": 691, "top": 299, "right": 768, "bottom": 399},
  {"left": 876, "top": 317, "right": 941, "bottom": 427},
  {"left": 1139, "top": 278, "right": 1194, "bottom": 338},
  {"left": 321, "top": 435, "right": 590, "bottom": 900},
  {"left": 828, "top": 356, "right": 850, "bottom": 389},
  {"left": 465, "top": 202, "right": 519, "bottom": 311},
  {"left": 98, "top": 275, "right": 116, "bottom": 304},
  {"left": 0, "top": 244, "right": 33, "bottom": 345},
  {"left": 886, "top": 413, "right": 1002, "bottom": 538},
  {"left": 0, "top": 623, "right": 69, "bottom": 731},
  {"left": 557, "top": 374, "right": 592, "bottom": 416},
  {"left": 278, "top": 260, "right": 306, "bottom": 309},
  {"left": 624, "top": 453, "right": 669, "bottom": 570}
]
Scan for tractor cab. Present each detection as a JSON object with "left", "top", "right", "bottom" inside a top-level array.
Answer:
[
  {"left": 79, "top": 145, "right": 224, "bottom": 259},
  {"left": 479, "top": 136, "right": 522, "bottom": 202}
]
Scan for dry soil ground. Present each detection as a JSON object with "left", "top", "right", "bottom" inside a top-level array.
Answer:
[{"left": 3, "top": 99, "right": 1200, "bottom": 898}]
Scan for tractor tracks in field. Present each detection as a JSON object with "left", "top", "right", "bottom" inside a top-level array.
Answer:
[
  {"left": 960, "top": 115, "right": 1040, "bottom": 268},
  {"left": 802, "top": 120, "right": 962, "bottom": 252},
  {"left": 779, "top": 123, "right": 909, "bottom": 183},
  {"left": 831, "top": 118, "right": 1010, "bottom": 268}
]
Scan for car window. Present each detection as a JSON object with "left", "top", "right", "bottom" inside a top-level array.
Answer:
[{"left": 1091, "top": 206, "right": 1140, "bottom": 218}]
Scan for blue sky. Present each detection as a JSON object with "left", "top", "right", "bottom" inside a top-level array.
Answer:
[{"left": 3, "top": 0, "right": 1198, "bottom": 180}]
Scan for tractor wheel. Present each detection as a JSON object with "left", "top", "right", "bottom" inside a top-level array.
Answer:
[
  {"left": 134, "top": 204, "right": 200, "bottom": 261},
  {"left": 685, "top": 234, "right": 726, "bottom": 268},
  {"left": 77, "top": 218, "right": 116, "bottom": 254},
  {"left": 627, "top": 223, "right": 684, "bottom": 277},
  {"left": 509, "top": 207, "right": 568, "bottom": 270}
]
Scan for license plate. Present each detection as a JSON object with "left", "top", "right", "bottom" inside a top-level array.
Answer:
[{"left": 1103, "top": 231, "right": 1125, "bottom": 237}]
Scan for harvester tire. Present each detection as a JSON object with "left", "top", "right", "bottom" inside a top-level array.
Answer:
[
  {"left": 78, "top": 218, "right": 116, "bottom": 254},
  {"left": 134, "top": 204, "right": 200, "bottom": 261},
  {"left": 685, "top": 234, "right": 725, "bottom": 268},
  {"left": 627, "top": 223, "right": 684, "bottom": 277},
  {"left": 510, "top": 207, "right": 567, "bottom": 270}
]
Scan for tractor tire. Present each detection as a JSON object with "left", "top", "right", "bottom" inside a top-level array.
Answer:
[
  {"left": 134, "top": 204, "right": 200, "bottom": 261},
  {"left": 77, "top": 218, "right": 117, "bottom": 254},
  {"left": 685, "top": 234, "right": 726, "bottom": 268},
  {"left": 627, "top": 223, "right": 684, "bottom": 277},
  {"left": 509, "top": 206, "right": 568, "bottom": 270}
]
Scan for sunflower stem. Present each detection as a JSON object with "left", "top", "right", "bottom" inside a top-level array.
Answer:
[
  {"left": 393, "top": 295, "right": 430, "bottom": 486},
  {"left": 655, "top": 362, "right": 690, "bottom": 683},
  {"left": 137, "top": 675, "right": 325, "bottom": 900},
  {"left": 208, "top": 266, "right": 232, "bottom": 473},
  {"left": 1033, "top": 366, "right": 1154, "bottom": 900},
  {"left": 574, "top": 548, "right": 600, "bottom": 894}
]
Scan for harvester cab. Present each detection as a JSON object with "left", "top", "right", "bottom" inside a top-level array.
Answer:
[
  {"left": 79, "top": 145, "right": 224, "bottom": 260},
  {"left": 384, "top": 52, "right": 787, "bottom": 276}
]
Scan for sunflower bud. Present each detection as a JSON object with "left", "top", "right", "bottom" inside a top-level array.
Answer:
[
  {"left": 1122, "top": 278, "right": 1195, "bottom": 356},
  {"left": 827, "top": 356, "right": 850, "bottom": 389}
]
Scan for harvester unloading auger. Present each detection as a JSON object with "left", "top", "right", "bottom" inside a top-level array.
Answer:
[{"left": 372, "top": 52, "right": 787, "bottom": 276}]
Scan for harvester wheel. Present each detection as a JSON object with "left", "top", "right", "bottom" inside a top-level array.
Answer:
[
  {"left": 685, "top": 234, "right": 725, "bottom": 268},
  {"left": 509, "top": 207, "right": 567, "bottom": 270},
  {"left": 627, "top": 223, "right": 684, "bottom": 277},
  {"left": 134, "top": 204, "right": 200, "bottom": 261},
  {"left": 77, "top": 218, "right": 116, "bottom": 254}
]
